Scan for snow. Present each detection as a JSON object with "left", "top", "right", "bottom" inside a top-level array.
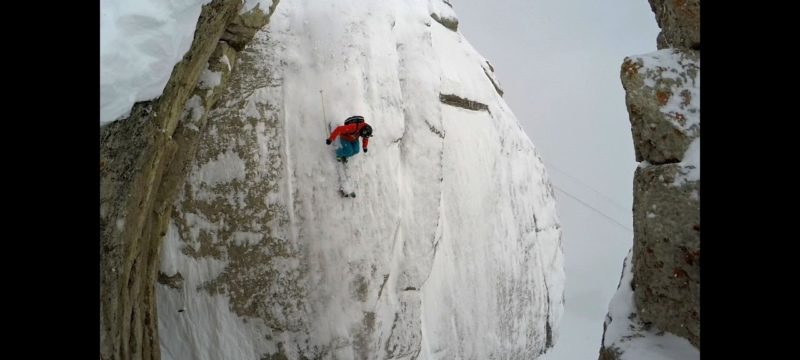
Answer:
[
  {"left": 100, "top": 0, "right": 212, "bottom": 124},
  {"left": 156, "top": 0, "right": 563, "bottom": 358},
  {"left": 429, "top": 0, "right": 458, "bottom": 24},
  {"left": 190, "top": 150, "right": 247, "bottom": 187},
  {"left": 242, "top": 0, "right": 274, "bottom": 14},
  {"left": 433, "top": 22, "right": 498, "bottom": 104},
  {"left": 601, "top": 250, "right": 699, "bottom": 360},
  {"left": 181, "top": 95, "right": 204, "bottom": 131},
  {"left": 674, "top": 137, "right": 699, "bottom": 187},
  {"left": 197, "top": 67, "right": 222, "bottom": 90},
  {"left": 100, "top": 0, "right": 276, "bottom": 124},
  {"left": 221, "top": 54, "right": 232, "bottom": 72}
]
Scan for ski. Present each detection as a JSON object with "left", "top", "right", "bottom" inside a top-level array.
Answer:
[{"left": 337, "top": 161, "right": 356, "bottom": 198}]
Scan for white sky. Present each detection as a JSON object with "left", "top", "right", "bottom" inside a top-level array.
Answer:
[{"left": 452, "top": 1, "right": 660, "bottom": 359}]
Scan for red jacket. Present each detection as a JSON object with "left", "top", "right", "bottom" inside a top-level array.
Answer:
[{"left": 328, "top": 122, "right": 370, "bottom": 149}]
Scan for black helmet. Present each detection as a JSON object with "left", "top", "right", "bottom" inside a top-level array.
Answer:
[{"left": 359, "top": 124, "right": 373, "bottom": 138}]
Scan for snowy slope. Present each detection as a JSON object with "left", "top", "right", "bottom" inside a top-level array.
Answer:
[{"left": 157, "top": 1, "right": 564, "bottom": 359}]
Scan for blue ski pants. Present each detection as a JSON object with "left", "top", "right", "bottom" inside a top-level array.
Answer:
[{"left": 336, "top": 139, "right": 360, "bottom": 158}]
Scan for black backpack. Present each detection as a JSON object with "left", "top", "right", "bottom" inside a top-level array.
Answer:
[{"left": 344, "top": 115, "right": 364, "bottom": 125}]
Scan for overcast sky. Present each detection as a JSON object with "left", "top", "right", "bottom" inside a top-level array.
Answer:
[{"left": 452, "top": 1, "right": 660, "bottom": 358}]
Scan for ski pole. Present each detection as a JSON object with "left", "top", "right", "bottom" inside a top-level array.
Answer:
[{"left": 320, "top": 90, "right": 328, "bottom": 133}]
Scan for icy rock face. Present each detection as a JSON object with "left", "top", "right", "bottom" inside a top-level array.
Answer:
[
  {"left": 157, "top": 1, "right": 564, "bottom": 359},
  {"left": 598, "top": 1, "right": 700, "bottom": 358}
]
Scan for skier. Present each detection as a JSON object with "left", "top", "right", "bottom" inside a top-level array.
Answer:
[{"left": 325, "top": 115, "right": 373, "bottom": 163}]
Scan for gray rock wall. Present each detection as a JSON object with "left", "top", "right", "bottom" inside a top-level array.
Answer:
[
  {"left": 99, "top": 1, "right": 279, "bottom": 359},
  {"left": 598, "top": 0, "right": 700, "bottom": 357}
]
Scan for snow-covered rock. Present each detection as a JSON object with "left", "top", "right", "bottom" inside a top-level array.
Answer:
[{"left": 156, "top": 1, "right": 564, "bottom": 359}]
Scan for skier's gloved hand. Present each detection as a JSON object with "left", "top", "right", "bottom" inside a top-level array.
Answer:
[
  {"left": 364, "top": 148, "right": 368, "bottom": 153},
  {"left": 326, "top": 139, "right": 331, "bottom": 145}
]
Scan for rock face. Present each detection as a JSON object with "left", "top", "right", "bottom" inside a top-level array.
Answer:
[
  {"left": 154, "top": 1, "right": 564, "bottom": 359},
  {"left": 622, "top": 50, "right": 699, "bottom": 165},
  {"left": 649, "top": 0, "right": 700, "bottom": 50},
  {"left": 598, "top": 1, "right": 700, "bottom": 358},
  {"left": 99, "top": 1, "right": 279, "bottom": 359},
  {"left": 632, "top": 159, "right": 700, "bottom": 343},
  {"left": 624, "top": 48, "right": 700, "bottom": 351}
]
